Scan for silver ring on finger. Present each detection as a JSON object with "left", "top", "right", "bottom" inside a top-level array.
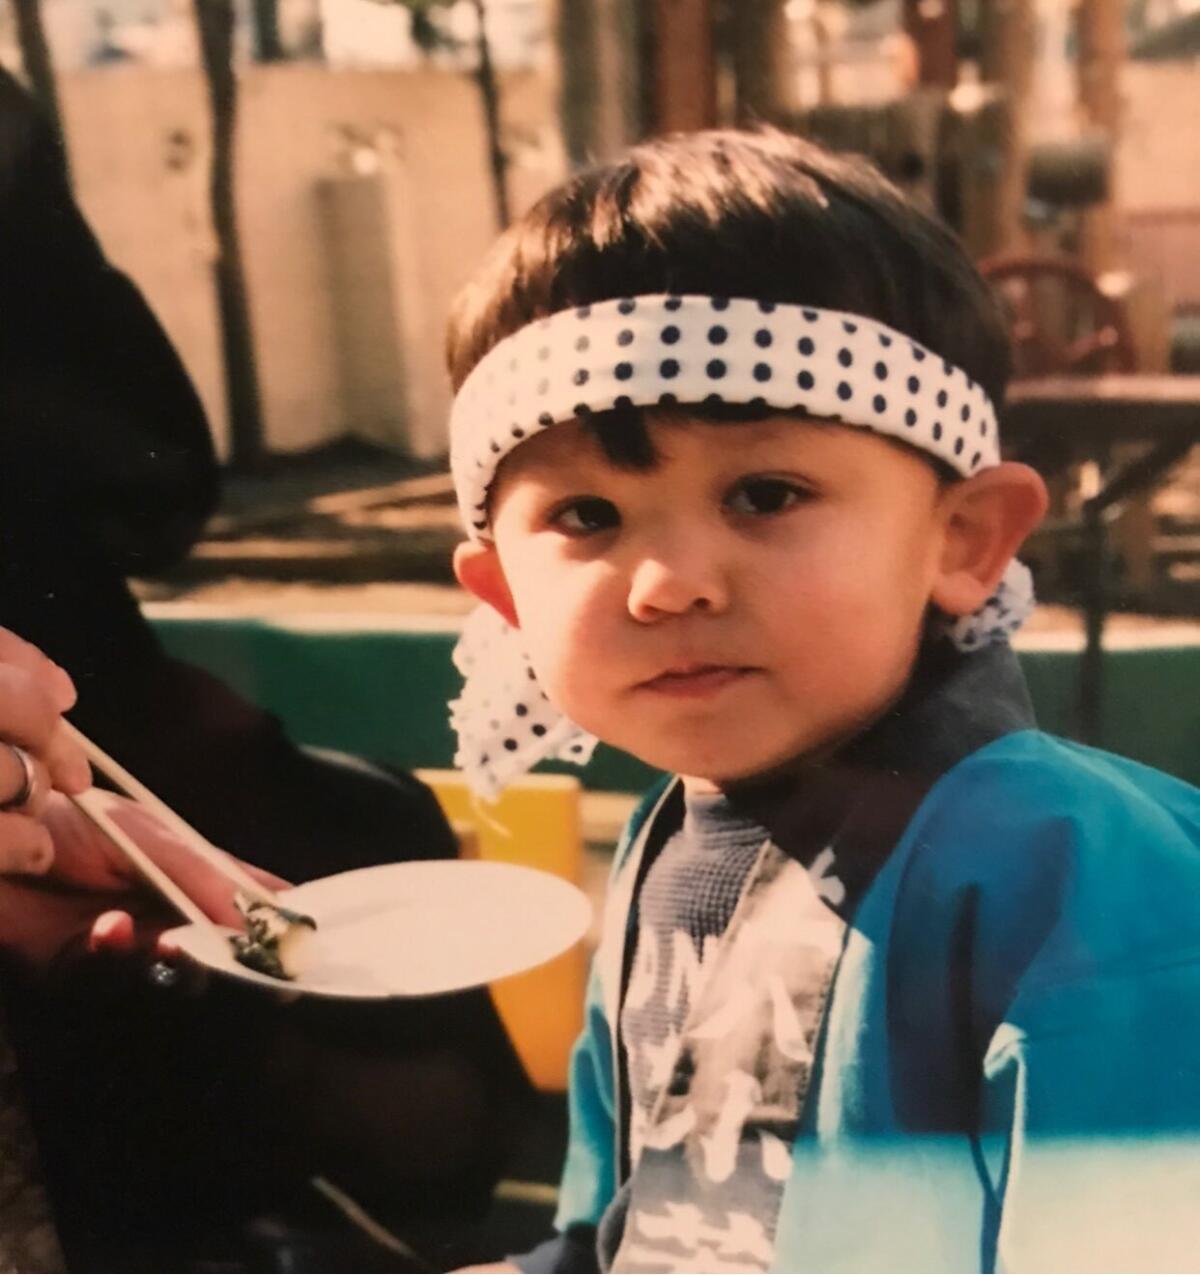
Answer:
[{"left": 0, "top": 744, "right": 38, "bottom": 812}]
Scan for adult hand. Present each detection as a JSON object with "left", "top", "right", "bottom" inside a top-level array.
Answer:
[
  {"left": 17, "top": 793, "right": 286, "bottom": 965},
  {"left": 0, "top": 626, "right": 90, "bottom": 872},
  {"left": 0, "top": 626, "right": 286, "bottom": 967}
]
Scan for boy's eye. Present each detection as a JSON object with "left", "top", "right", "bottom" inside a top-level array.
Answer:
[
  {"left": 726, "top": 477, "right": 808, "bottom": 516},
  {"left": 550, "top": 497, "right": 620, "bottom": 535}
]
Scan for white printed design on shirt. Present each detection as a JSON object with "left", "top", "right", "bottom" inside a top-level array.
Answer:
[
  {"left": 625, "top": 926, "right": 719, "bottom": 1166},
  {"left": 808, "top": 846, "right": 846, "bottom": 905},
  {"left": 611, "top": 844, "right": 847, "bottom": 1273},
  {"left": 622, "top": 1201, "right": 774, "bottom": 1274}
]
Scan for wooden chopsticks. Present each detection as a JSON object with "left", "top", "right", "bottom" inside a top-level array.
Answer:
[
  {"left": 68, "top": 789, "right": 218, "bottom": 932},
  {"left": 61, "top": 720, "right": 280, "bottom": 935}
]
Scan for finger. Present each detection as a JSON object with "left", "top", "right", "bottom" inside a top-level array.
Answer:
[
  {"left": 0, "top": 665, "right": 61, "bottom": 755},
  {"left": 0, "top": 731, "right": 88, "bottom": 809},
  {"left": 155, "top": 927, "right": 181, "bottom": 957},
  {"left": 92, "top": 903, "right": 183, "bottom": 963},
  {"left": 108, "top": 801, "right": 292, "bottom": 892},
  {"left": 0, "top": 629, "right": 76, "bottom": 712},
  {"left": 0, "top": 748, "right": 62, "bottom": 820},
  {"left": 88, "top": 910, "right": 136, "bottom": 954},
  {"left": 87, "top": 901, "right": 197, "bottom": 975},
  {"left": 0, "top": 745, "right": 35, "bottom": 813},
  {"left": 103, "top": 802, "right": 265, "bottom": 928},
  {"left": 38, "top": 793, "right": 131, "bottom": 893},
  {"left": 242, "top": 862, "right": 291, "bottom": 893},
  {"left": 0, "top": 811, "right": 54, "bottom": 875},
  {"left": 43, "top": 721, "right": 92, "bottom": 795}
]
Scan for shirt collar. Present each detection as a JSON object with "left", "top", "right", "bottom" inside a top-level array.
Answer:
[{"left": 718, "top": 638, "right": 1036, "bottom": 917}]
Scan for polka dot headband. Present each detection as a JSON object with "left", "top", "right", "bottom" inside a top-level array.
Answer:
[{"left": 449, "top": 295, "right": 1034, "bottom": 797}]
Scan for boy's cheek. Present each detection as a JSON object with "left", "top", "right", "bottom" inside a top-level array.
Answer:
[{"left": 518, "top": 620, "right": 596, "bottom": 719}]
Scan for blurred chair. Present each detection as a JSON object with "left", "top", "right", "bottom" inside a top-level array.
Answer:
[
  {"left": 982, "top": 253, "right": 1146, "bottom": 602},
  {"left": 981, "top": 254, "right": 1137, "bottom": 381}
]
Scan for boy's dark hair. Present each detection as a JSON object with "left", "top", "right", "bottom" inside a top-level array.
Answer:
[{"left": 446, "top": 128, "right": 1011, "bottom": 469}]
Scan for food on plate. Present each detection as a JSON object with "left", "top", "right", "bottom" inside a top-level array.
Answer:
[{"left": 229, "top": 892, "right": 317, "bottom": 981}]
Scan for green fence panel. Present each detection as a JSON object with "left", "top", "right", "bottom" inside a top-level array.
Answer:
[
  {"left": 150, "top": 618, "right": 1199, "bottom": 791},
  {"left": 1021, "top": 647, "right": 1200, "bottom": 786}
]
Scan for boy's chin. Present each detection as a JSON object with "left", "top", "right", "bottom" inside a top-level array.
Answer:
[
  {"left": 625, "top": 739, "right": 814, "bottom": 788},
  {"left": 623, "top": 725, "right": 863, "bottom": 788}
]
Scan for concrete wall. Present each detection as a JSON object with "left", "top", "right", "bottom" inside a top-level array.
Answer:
[
  {"left": 59, "top": 64, "right": 563, "bottom": 459},
  {"left": 53, "top": 58, "right": 1200, "bottom": 462},
  {"left": 1121, "top": 63, "right": 1200, "bottom": 214},
  {"left": 1121, "top": 64, "right": 1200, "bottom": 311}
]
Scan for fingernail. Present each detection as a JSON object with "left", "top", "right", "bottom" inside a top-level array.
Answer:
[{"left": 26, "top": 837, "right": 53, "bottom": 874}]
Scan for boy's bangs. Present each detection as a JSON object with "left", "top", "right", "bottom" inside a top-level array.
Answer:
[
  {"left": 584, "top": 400, "right": 955, "bottom": 484},
  {"left": 584, "top": 398, "right": 779, "bottom": 469},
  {"left": 446, "top": 129, "right": 1011, "bottom": 408}
]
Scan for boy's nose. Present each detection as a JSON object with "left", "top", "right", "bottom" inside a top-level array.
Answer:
[{"left": 626, "top": 548, "right": 730, "bottom": 622}]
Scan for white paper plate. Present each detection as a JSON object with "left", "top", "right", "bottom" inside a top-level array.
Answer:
[{"left": 163, "top": 860, "right": 592, "bottom": 999}]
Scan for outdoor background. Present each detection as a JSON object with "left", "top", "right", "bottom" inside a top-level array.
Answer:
[
  {"left": 5, "top": 2, "right": 1198, "bottom": 457},
  {"left": 4, "top": 11, "right": 1199, "bottom": 1263},
  {"left": 4, "top": 0, "right": 1199, "bottom": 760}
]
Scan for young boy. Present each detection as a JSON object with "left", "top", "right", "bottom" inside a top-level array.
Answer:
[{"left": 445, "top": 130, "right": 1200, "bottom": 1272}]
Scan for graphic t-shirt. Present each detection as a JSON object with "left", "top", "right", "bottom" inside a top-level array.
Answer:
[{"left": 621, "top": 792, "right": 768, "bottom": 1169}]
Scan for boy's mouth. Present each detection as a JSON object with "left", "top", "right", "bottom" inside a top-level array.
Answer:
[{"left": 636, "top": 664, "right": 757, "bottom": 697}]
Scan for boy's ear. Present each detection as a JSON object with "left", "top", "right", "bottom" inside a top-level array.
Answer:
[
  {"left": 930, "top": 462, "right": 1049, "bottom": 617},
  {"left": 453, "top": 540, "right": 520, "bottom": 629}
]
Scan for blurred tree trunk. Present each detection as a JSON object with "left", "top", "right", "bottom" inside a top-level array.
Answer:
[
  {"left": 650, "top": 0, "right": 716, "bottom": 133},
  {"left": 10, "top": 0, "right": 66, "bottom": 159},
  {"left": 391, "top": 1, "right": 508, "bottom": 227},
  {"left": 810, "top": 2, "right": 835, "bottom": 106},
  {"left": 193, "top": 0, "right": 266, "bottom": 470},
  {"left": 556, "top": 0, "right": 647, "bottom": 165},
  {"left": 974, "top": 0, "right": 1035, "bottom": 256},
  {"left": 557, "top": 0, "right": 600, "bottom": 165},
  {"left": 251, "top": 0, "right": 285, "bottom": 61},
  {"left": 731, "top": 0, "right": 796, "bottom": 125},
  {"left": 468, "top": 0, "right": 510, "bottom": 228},
  {"left": 903, "top": 0, "right": 958, "bottom": 89},
  {"left": 1075, "top": 0, "right": 1124, "bottom": 273}
]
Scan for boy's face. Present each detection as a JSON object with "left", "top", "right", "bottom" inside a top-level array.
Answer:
[{"left": 466, "top": 413, "right": 959, "bottom": 785}]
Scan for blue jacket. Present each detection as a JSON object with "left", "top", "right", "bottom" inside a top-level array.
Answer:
[{"left": 545, "top": 730, "right": 1200, "bottom": 1271}]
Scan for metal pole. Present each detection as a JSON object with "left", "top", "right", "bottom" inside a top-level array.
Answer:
[
  {"left": 193, "top": 0, "right": 267, "bottom": 470},
  {"left": 1079, "top": 497, "right": 1107, "bottom": 746}
]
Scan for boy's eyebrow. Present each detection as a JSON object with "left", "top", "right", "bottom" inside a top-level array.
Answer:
[{"left": 489, "top": 426, "right": 610, "bottom": 496}]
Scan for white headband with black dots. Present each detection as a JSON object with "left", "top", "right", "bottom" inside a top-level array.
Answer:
[
  {"left": 448, "top": 295, "right": 1034, "bottom": 797},
  {"left": 451, "top": 295, "right": 1001, "bottom": 535}
]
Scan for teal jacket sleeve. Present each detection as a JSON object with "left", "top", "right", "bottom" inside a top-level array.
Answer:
[
  {"left": 775, "top": 734, "right": 1200, "bottom": 1273},
  {"left": 963, "top": 738, "right": 1200, "bottom": 1270},
  {"left": 981, "top": 952, "right": 1200, "bottom": 1271},
  {"left": 554, "top": 966, "right": 618, "bottom": 1232}
]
